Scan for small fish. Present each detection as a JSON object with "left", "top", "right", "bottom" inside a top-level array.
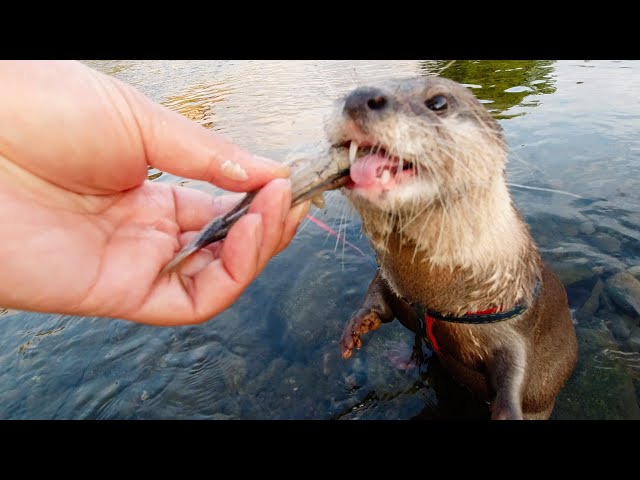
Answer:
[{"left": 161, "top": 149, "right": 351, "bottom": 274}]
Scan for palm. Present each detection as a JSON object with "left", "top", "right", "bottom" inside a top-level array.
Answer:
[{"left": 3, "top": 179, "right": 209, "bottom": 322}]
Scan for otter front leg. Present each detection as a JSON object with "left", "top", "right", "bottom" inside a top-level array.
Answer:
[
  {"left": 486, "top": 347, "right": 527, "bottom": 420},
  {"left": 340, "top": 271, "right": 395, "bottom": 359}
]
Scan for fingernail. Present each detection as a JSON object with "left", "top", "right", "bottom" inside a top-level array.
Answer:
[
  {"left": 253, "top": 155, "right": 290, "bottom": 177},
  {"left": 220, "top": 159, "right": 249, "bottom": 181}
]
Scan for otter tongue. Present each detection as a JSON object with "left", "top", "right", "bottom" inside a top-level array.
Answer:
[{"left": 350, "top": 154, "right": 398, "bottom": 187}]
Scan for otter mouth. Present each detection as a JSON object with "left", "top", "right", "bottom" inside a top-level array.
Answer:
[{"left": 335, "top": 140, "right": 416, "bottom": 190}]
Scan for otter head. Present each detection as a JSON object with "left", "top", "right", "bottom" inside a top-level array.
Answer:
[{"left": 326, "top": 76, "right": 507, "bottom": 216}]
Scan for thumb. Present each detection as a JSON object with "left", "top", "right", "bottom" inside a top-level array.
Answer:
[{"left": 115, "top": 76, "right": 290, "bottom": 192}]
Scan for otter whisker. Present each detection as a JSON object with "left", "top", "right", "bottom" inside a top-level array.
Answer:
[
  {"left": 508, "top": 183, "right": 583, "bottom": 199},
  {"left": 339, "top": 198, "right": 350, "bottom": 253},
  {"left": 399, "top": 194, "right": 435, "bottom": 234},
  {"left": 296, "top": 211, "right": 315, "bottom": 234},
  {"left": 410, "top": 165, "right": 442, "bottom": 263}
]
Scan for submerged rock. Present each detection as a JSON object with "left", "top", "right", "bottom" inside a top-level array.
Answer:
[
  {"left": 579, "top": 222, "right": 596, "bottom": 235},
  {"left": 220, "top": 351, "right": 248, "bottom": 392},
  {"left": 628, "top": 327, "right": 640, "bottom": 353},
  {"left": 605, "top": 272, "right": 640, "bottom": 317},
  {"left": 240, "top": 357, "right": 288, "bottom": 395},
  {"left": 599, "top": 305, "right": 639, "bottom": 342},
  {"left": 591, "top": 232, "right": 622, "bottom": 254},
  {"left": 549, "top": 260, "right": 596, "bottom": 286},
  {"left": 627, "top": 265, "right": 640, "bottom": 281},
  {"left": 554, "top": 327, "right": 640, "bottom": 419},
  {"left": 608, "top": 316, "right": 631, "bottom": 341},
  {"left": 557, "top": 222, "right": 579, "bottom": 237},
  {"left": 582, "top": 279, "right": 604, "bottom": 316}
]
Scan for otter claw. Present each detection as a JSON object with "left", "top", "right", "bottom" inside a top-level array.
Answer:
[{"left": 340, "top": 310, "right": 382, "bottom": 359}]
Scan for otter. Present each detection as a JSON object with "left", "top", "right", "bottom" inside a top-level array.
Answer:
[{"left": 326, "top": 76, "right": 578, "bottom": 420}]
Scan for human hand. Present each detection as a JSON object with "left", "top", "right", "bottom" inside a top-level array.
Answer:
[{"left": 0, "top": 60, "right": 310, "bottom": 325}]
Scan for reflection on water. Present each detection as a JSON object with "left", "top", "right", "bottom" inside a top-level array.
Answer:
[
  {"left": 162, "top": 81, "right": 233, "bottom": 128},
  {"left": 434, "top": 60, "right": 557, "bottom": 118},
  {"left": 1, "top": 60, "right": 639, "bottom": 419}
]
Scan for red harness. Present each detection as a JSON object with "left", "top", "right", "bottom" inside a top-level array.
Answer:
[
  {"left": 415, "top": 282, "right": 541, "bottom": 357},
  {"left": 425, "top": 307, "right": 501, "bottom": 355}
]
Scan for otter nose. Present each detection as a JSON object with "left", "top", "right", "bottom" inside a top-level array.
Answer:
[{"left": 343, "top": 88, "right": 389, "bottom": 121}]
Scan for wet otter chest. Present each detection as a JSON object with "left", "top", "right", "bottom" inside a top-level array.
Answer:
[{"left": 374, "top": 234, "right": 480, "bottom": 315}]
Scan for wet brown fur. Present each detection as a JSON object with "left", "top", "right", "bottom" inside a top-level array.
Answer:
[{"left": 329, "top": 77, "right": 578, "bottom": 420}]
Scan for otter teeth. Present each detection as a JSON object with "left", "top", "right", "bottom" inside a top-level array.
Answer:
[
  {"left": 349, "top": 140, "right": 359, "bottom": 165},
  {"left": 380, "top": 170, "right": 391, "bottom": 184}
]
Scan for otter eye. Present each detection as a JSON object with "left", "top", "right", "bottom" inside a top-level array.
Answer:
[{"left": 425, "top": 95, "right": 448, "bottom": 112}]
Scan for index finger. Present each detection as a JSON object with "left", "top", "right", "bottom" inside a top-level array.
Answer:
[{"left": 114, "top": 75, "right": 290, "bottom": 191}]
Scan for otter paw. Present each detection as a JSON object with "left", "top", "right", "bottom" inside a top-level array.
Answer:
[{"left": 340, "top": 310, "right": 382, "bottom": 359}]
